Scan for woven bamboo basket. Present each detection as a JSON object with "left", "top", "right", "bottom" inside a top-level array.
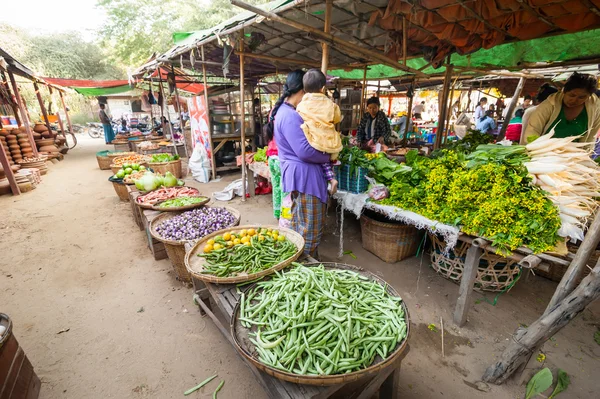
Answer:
[
  {"left": 231, "top": 262, "right": 410, "bottom": 386},
  {"left": 107, "top": 151, "right": 135, "bottom": 160},
  {"left": 428, "top": 234, "right": 520, "bottom": 292},
  {"left": 151, "top": 196, "right": 210, "bottom": 212},
  {"left": 149, "top": 207, "right": 241, "bottom": 283},
  {"left": 360, "top": 211, "right": 422, "bottom": 263},
  {"left": 111, "top": 181, "right": 130, "bottom": 202},
  {"left": 185, "top": 225, "right": 305, "bottom": 284},
  {"left": 135, "top": 186, "right": 201, "bottom": 210},
  {"left": 96, "top": 151, "right": 112, "bottom": 170},
  {"left": 148, "top": 159, "right": 182, "bottom": 178}
]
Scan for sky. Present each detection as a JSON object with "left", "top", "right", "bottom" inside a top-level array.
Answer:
[{"left": 0, "top": 0, "right": 106, "bottom": 40}]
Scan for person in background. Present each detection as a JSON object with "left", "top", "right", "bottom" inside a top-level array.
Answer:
[
  {"left": 505, "top": 109, "right": 525, "bottom": 142},
  {"left": 522, "top": 94, "right": 533, "bottom": 110},
  {"left": 120, "top": 116, "right": 128, "bottom": 133},
  {"left": 161, "top": 116, "right": 173, "bottom": 138},
  {"left": 357, "top": 97, "right": 392, "bottom": 146},
  {"left": 520, "top": 84, "right": 558, "bottom": 144},
  {"left": 412, "top": 101, "right": 425, "bottom": 119},
  {"left": 523, "top": 72, "right": 600, "bottom": 143},
  {"left": 98, "top": 104, "right": 114, "bottom": 144},
  {"left": 253, "top": 98, "right": 263, "bottom": 148},
  {"left": 474, "top": 97, "right": 487, "bottom": 123},
  {"left": 271, "top": 70, "right": 331, "bottom": 257},
  {"left": 475, "top": 110, "right": 496, "bottom": 134}
]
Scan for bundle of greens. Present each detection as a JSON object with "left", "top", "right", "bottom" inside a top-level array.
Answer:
[
  {"left": 150, "top": 153, "right": 180, "bottom": 163},
  {"left": 338, "top": 146, "right": 371, "bottom": 177},
  {"left": 381, "top": 149, "right": 561, "bottom": 253},
  {"left": 466, "top": 144, "right": 529, "bottom": 168},
  {"left": 431, "top": 129, "right": 494, "bottom": 157},
  {"left": 254, "top": 147, "right": 267, "bottom": 162},
  {"left": 368, "top": 155, "right": 411, "bottom": 186}
]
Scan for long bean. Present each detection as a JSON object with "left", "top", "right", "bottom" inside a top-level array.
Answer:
[
  {"left": 212, "top": 380, "right": 224, "bottom": 399},
  {"left": 184, "top": 374, "right": 217, "bottom": 396},
  {"left": 240, "top": 264, "right": 407, "bottom": 376}
]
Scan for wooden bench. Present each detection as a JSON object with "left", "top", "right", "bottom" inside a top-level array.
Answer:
[{"left": 189, "top": 254, "right": 409, "bottom": 399}]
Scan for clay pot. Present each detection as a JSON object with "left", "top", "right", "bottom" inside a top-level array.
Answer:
[
  {"left": 41, "top": 132, "right": 51, "bottom": 138},
  {"left": 16, "top": 133, "right": 28, "bottom": 139},
  {"left": 18, "top": 138, "right": 30, "bottom": 144},
  {"left": 39, "top": 145, "right": 59, "bottom": 153},
  {"left": 32, "top": 132, "right": 42, "bottom": 139},
  {"left": 9, "top": 144, "right": 20, "bottom": 151},
  {"left": 0, "top": 129, "right": 9, "bottom": 137},
  {"left": 33, "top": 123, "right": 48, "bottom": 133},
  {"left": 6, "top": 134, "right": 16, "bottom": 140}
]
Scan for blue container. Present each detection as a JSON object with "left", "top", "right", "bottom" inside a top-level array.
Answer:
[{"left": 335, "top": 164, "right": 369, "bottom": 194}]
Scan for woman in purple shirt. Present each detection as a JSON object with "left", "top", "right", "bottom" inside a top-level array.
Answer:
[{"left": 267, "top": 70, "right": 332, "bottom": 257}]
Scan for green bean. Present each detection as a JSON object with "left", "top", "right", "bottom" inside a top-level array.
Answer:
[
  {"left": 184, "top": 374, "right": 217, "bottom": 396},
  {"left": 212, "top": 380, "right": 224, "bottom": 399}
]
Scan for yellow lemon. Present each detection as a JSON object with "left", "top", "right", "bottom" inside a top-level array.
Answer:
[
  {"left": 240, "top": 229, "right": 247, "bottom": 236},
  {"left": 233, "top": 238, "right": 241, "bottom": 245},
  {"left": 244, "top": 241, "right": 252, "bottom": 247},
  {"left": 223, "top": 232, "right": 232, "bottom": 241},
  {"left": 207, "top": 239, "right": 215, "bottom": 246},
  {"left": 248, "top": 228, "right": 256, "bottom": 236},
  {"left": 241, "top": 236, "right": 250, "bottom": 244},
  {"left": 258, "top": 235, "right": 265, "bottom": 241},
  {"left": 213, "top": 243, "right": 222, "bottom": 251},
  {"left": 226, "top": 240, "right": 234, "bottom": 248},
  {"left": 204, "top": 244, "right": 213, "bottom": 253},
  {"left": 277, "top": 235, "right": 286, "bottom": 242}
]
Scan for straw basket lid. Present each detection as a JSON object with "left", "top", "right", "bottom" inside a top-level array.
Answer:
[
  {"left": 185, "top": 225, "right": 305, "bottom": 284},
  {"left": 134, "top": 186, "right": 201, "bottom": 210},
  {"left": 230, "top": 262, "right": 410, "bottom": 386},
  {"left": 151, "top": 196, "right": 210, "bottom": 212},
  {"left": 149, "top": 206, "right": 241, "bottom": 246}
]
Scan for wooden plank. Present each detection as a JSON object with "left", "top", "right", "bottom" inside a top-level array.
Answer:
[
  {"left": 0, "top": 347, "right": 24, "bottom": 399},
  {"left": 0, "top": 140, "right": 19, "bottom": 196},
  {"left": 25, "top": 373, "right": 40, "bottom": 399},
  {"left": 33, "top": 82, "right": 53, "bottom": 138},
  {"left": 7, "top": 71, "right": 38, "bottom": 157},
  {"left": 58, "top": 91, "right": 73, "bottom": 134},
  {"left": 0, "top": 334, "right": 19, "bottom": 384},
  {"left": 10, "top": 355, "right": 33, "bottom": 399},
  {"left": 239, "top": 31, "right": 247, "bottom": 201},
  {"left": 321, "top": 0, "right": 333, "bottom": 73},
  {"left": 453, "top": 239, "right": 484, "bottom": 326}
]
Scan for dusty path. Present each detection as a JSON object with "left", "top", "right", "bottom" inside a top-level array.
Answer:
[{"left": 1, "top": 135, "right": 599, "bottom": 398}]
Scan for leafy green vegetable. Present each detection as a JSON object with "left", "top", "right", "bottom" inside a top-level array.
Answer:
[
  {"left": 158, "top": 196, "right": 207, "bottom": 208},
  {"left": 526, "top": 368, "right": 553, "bottom": 399},
  {"left": 431, "top": 129, "right": 494, "bottom": 157},
  {"left": 549, "top": 369, "right": 570, "bottom": 399},
  {"left": 338, "top": 146, "right": 370, "bottom": 177},
  {"left": 150, "top": 153, "right": 179, "bottom": 163},
  {"left": 254, "top": 147, "right": 267, "bottom": 162},
  {"left": 369, "top": 156, "right": 412, "bottom": 185},
  {"left": 466, "top": 144, "right": 528, "bottom": 168}
]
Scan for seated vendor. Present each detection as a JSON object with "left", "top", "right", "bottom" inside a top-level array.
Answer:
[
  {"left": 523, "top": 72, "right": 600, "bottom": 143},
  {"left": 475, "top": 110, "right": 496, "bottom": 134},
  {"left": 357, "top": 97, "right": 392, "bottom": 146},
  {"left": 505, "top": 109, "right": 524, "bottom": 143}
]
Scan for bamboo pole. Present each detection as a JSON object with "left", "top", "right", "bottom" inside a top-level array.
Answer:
[
  {"left": 58, "top": 90, "right": 73, "bottom": 135},
  {"left": 359, "top": 66, "right": 367, "bottom": 116},
  {"left": 401, "top": 78, "right": 415, "bottom": 147},
  {"left": 321, "top": 0, "right": 333, "bottom": 74},
  {"left": 230, "top": 0, "right": 425, "bottom": 77},
  {"left": 33, "top": 82, "right": 52, "bottom": 136},
  {"left": 239, "top": 33, "right": 248, "bottom": 201},
  {"left": 443, "top": 78, "right": 457, "bottom": 144},
  {"left": 497, "top": 77, "right": 525, "bottom": 140},
  {"left": 7, "top": 71, "right": 37, "bottom": 157},
  {"left": 201, "top": 46, "right": 217, "bottom": 180},
  {"left": 236, "top": 51, "right": 347, "bottom": 69},
  {"left": 402, "top": 16, "right": 408, "bottom": 66},
  {"left": 171, "top": 65, "right": 189, "bottom": 159},
  {"left": 434, "top": 64, "right": 453, "bottom": 149}
]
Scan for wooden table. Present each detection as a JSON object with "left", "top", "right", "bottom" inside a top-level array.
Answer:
[{"left": 189, "top": 255, "right": 409, "bottom": 399}]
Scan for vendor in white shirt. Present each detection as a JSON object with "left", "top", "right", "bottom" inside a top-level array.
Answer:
[
  {"left": 412, "top": 101, "right": 425, "bottom": 119},
  {"left": 474, "top": 97, "right": 487, "bottom": 123}
]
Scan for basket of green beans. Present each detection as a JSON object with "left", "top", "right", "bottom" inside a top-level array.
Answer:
[
  {"left": 185, "top": 225, "right": 305, "bottom": 284},
  {"left": 231, "top": 262, "right": 410, "bottom": 385}
]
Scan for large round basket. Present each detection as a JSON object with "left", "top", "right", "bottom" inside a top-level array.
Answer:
[
  {"left": 135, "top": 186, "right": 201, "bottom": 210},
  {"left": 96, "top": 151, "right": 112, "bottom": 170},
  {"left": 111, "top": 181, "right": 130, "bottom": 202},
  {"left": 148, "top": 159, "right": 182, "bottom": 178},
  {"left": 149, "top": 207, "right": 241, "bottom": 283},
  {"left": 231, "top": 262, "right": 410, "bottom": 386},
  {"left": 151, "top": 196, "right": 210, "bottom": 212},
  {"left": 185, "top": 225, "right": 305, "bottom": 284}
]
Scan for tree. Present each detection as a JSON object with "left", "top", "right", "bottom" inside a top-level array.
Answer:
[{"left": 96, "top": 0, "right": 271, "bottom": 68}]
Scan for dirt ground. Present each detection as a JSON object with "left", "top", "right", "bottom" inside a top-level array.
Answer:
[{"left": 1, "top": 135, "right": 599, "bottom": 399}]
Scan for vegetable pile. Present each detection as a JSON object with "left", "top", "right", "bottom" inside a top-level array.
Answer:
[
  {"left": 432, "top": 129, "right": 494, "bottom": 157},
  {"left": 112, "top": 154, "right": 149, "bottom": 166},
  {"left": 150, "top": 153, "right": 180, "bottom": 163},
  {"left": 524, "top": 131, "right": 600, "bottom": 242},
  {"left": 239, "top": 264, "right": 407, "bottom": 375},
  {"left": 381, "top": 149, "right": 561, "bottom": 253},
  {"left": 199, "top": 228, "right": 297, "bottom": 277},
  {"left": 254, "top": 147, "right": 267, "bottom": 163},
  {"left": 158, "top": 196, "right": 208, "bottom": 208},
  {"left": 137, "top": 186, "right": 200, "bottom": 206},
  {"left": 114, "top": 163, "right": 146, "bottom": 179},
  {"left": 154, "top": 207, "right": 237, "bottom": 241},
  {"left": 134, "top": 171, "right": 181, "bottom": 191},
  {"left": 338, "top": 146, "right": 370, "bottom": 177}
]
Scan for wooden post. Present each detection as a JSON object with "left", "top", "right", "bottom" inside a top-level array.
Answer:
[
  {"left": 482, "top": 259, "right": 600, "bottom": 384},
  {"left": 157, "top": 68, "right": 177, "bottom": 155},
  {"left": 435, "top": 64, "right": 453, "bottom": 149},
  {"left": 55, "top": 112, "right": 65, "bottom": 134},
  {"left": 230, "top": 0, "right": 426, "bottom": 76},
  {"left": 58, "top": 90, "right": 73, "bottom": 134},
  {"left": 443, "top": 79, "right": 456, "bottom": 143},
  {"left": 402, "top": 16, "right": 408, "bottom": 66},
  {"left": 402, "top": 79, "right": 415, "bottom": 147},
  {"left": 546, "top": 212, "right": 600, "bottom": 312},
  {"left": 453, "top": 238, "right": 484, "bottom": 326},
  {"left": 171, "top": 65, "right": 189, "bottom": 159},
  {"left": 359, "top": 66, "right": 368, "bottom": 116},
  {"left": 0, "top": 143, "right": 20, "bottom": 196},
  {"left": 7, "top": 71, "right": 37, "bottom": 157},
  {"left": 498, "top": 77, "right": 525, "bottom": 140},
  {"left": 201, "top": 46, "right": 217, "bottom": 180},
  {"left": 1, "top": 71, "right": 22, "bottom": 126},
  {"left": 239, "top": 33, "right": 248, "bottom": 201},
  {"left": 33, "top": 82, "right": 52, "bottom": 136},
  {"left": 321, "top": 0, "right": 333, "bottom": 75}
]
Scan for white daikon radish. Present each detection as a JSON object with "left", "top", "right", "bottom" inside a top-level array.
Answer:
[
  {"left": 558, "top": 223, "right": 585, "bottom": 242},
  {"left": 559, "top": 205, "right": 591, "bottom": 218},
  {"left": 537, "top": 174, "right": 558, "bottom": 187},
  {"left": 524, "top": 162, "right": 568, "bottom": 174}
]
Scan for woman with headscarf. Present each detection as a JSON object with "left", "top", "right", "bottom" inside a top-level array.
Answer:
[{"left": 357, "top": 97, "right": 392, "bottom": 146}]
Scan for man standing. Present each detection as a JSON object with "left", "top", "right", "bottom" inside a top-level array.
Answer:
[
  {"left": 98, "top": 104, "right": 114, "bottom": 144},
  {"left": 412, "top": 101, "right": 425, "bottom": 119}
]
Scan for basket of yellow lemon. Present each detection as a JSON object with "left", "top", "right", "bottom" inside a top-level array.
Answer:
[{"left": 185, "top": 225, "right": 305, "bottom": 284}]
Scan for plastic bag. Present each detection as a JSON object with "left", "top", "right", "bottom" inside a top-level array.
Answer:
[
  {"left": 213, "top": 179, "right": 245, "bottom": 201},
  {"left": 368, "top": 185, "right": 389, "bottom": 201},
  {"left": 188, "top": 144, "right": 211, "bottom": 183}
]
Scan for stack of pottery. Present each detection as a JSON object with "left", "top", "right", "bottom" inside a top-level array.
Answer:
[
  {"left": 33, "top": 123, "right": 60, "bottom": 158},
  {"left": 0, "top": 129, "right": 14, "bottom": 166},
  {"left": 18, "top": 155, "right": 48, "bottom": 175}
]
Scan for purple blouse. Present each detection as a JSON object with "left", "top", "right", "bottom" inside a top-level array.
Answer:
[{"left": 274, "top": 103, "right": 330, "bottom": 204}]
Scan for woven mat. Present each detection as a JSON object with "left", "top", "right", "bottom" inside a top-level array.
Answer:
[{"left": 333, "top": 190, "right": 460, "bottom": 251}]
